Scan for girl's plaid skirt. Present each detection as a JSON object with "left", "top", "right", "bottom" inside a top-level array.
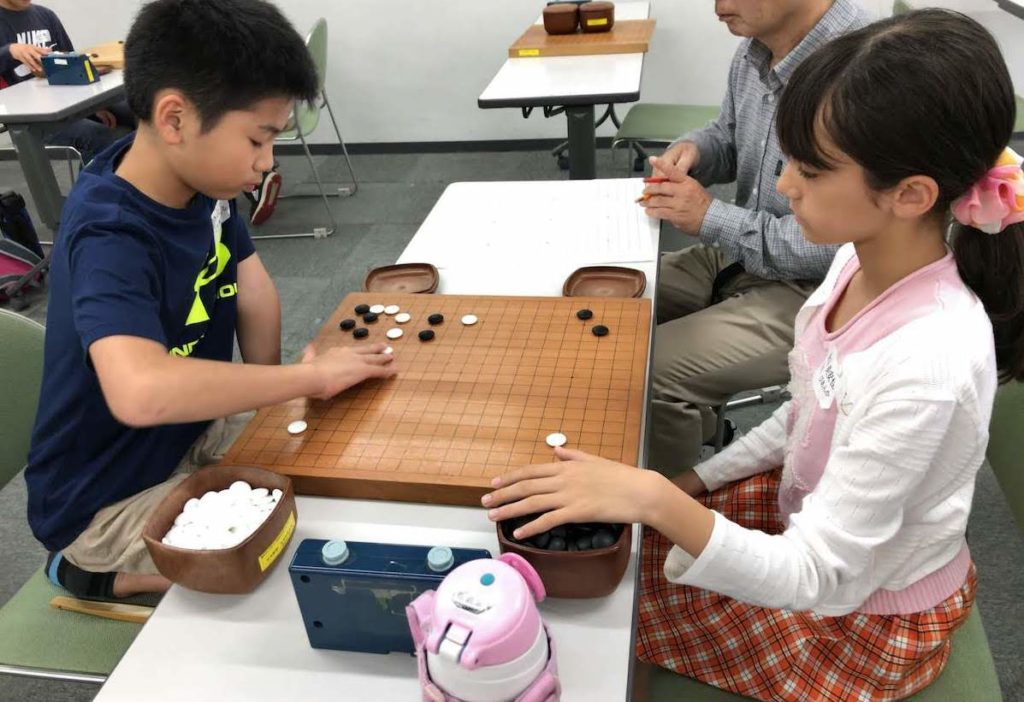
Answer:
[{"left": 635, "top": 470, "right": 977, "bottom": 701}]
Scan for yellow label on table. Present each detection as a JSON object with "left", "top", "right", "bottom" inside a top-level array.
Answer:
[
  {"left": 518, "top": 49, "right": 541, "bottom": 57},
  {"left": 259, "top": 510, "right": 295, "bottom": 572},
  {"left": 586, "top": 18, "right": 609, "bottom": 26}
]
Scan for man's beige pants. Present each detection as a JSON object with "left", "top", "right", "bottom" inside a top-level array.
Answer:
[
  {"left": 61, "top": 412, "right": 254, "bottom": 574},
  {"left": 650, "top": 245, "right": 814, "bottom": 477}
]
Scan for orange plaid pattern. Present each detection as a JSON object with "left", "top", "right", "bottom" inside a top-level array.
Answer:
[{"left": 636, "top": 471, "right": 977, "bottom": 701}]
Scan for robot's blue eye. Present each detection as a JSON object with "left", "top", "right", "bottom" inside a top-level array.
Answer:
[{"left": 480, "top": 573, "right": 495, "bottom": 586}]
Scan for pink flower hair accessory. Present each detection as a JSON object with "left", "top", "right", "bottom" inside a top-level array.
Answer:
[{"left": 951, "top": 147, "right": 1024, "bottom": 234}]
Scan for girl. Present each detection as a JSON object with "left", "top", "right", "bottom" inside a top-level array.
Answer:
[{"left": 481, "top": 9, "right": 1024, "bottom": 701}]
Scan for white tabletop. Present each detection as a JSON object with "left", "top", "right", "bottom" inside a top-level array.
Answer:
[
  {"left": 478, "top": 2, "right": 650, "bottom": 108},
  {"left": 398, "top": 179, "right": 659, "bottom": 297},
  {"left": 0, "top": 70, "right": 124, "bottom": 124},
  {"left": 95, "top": 178, "right": 661, "bottom": 702}
]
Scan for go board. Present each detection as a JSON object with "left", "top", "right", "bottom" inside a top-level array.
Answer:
[{"left": 223, "top": 293, "right": 652, "bottom": 506}]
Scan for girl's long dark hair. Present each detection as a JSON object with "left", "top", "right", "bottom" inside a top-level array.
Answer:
[{"left": 777, "top": 9, "right": 1024, "bottom": 383}]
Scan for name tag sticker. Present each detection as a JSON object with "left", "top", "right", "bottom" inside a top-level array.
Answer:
[{"left": 813, "top": 346, "right": 840, "bottom": 410}]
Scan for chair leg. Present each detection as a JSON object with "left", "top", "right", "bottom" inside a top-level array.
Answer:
[
  {"left": 321, "top": 87, "right": 358, "bottom": 197},
  {"left": 713, "top": 403, "right": 729, "bottom": 453},
  {"left": 250, "top": 131, "right": 336, "bottom": 240}
]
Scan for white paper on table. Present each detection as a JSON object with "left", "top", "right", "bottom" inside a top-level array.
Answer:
[{"left": 402, "top": 179, "right": 658, "bottom": 268}]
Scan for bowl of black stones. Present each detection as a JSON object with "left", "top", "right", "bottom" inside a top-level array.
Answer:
[{"left": 496, "top": 515, "right": 631, "bottom": 598}]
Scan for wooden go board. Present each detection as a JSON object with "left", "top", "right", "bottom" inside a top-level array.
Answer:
[
  {"left": 223, "top": 293, "right": 652, "bottom": 506},
  {"left": 508, "top": 19, "right": 656, "bottom": 58}
]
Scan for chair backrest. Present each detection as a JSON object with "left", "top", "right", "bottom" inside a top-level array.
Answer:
[
  {"left": 987, "top": 381, "right": 1024, "bottom": 533},
  {"left": 0, "top": 309, "right": 44, "bottom": 489},
  {"left": 286, "top": 18, "right": 328, "bottom": 140}
]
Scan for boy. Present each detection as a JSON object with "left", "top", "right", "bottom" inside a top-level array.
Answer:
[
  {"left": 0, "top": 0, "right": 132, "bottom": 161},
  {"left": 25, "top": 0, "right": 396, "bottom": 599}
]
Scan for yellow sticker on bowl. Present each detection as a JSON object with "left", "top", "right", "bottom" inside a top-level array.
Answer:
[
  {"left": 259, "top": 510, "right": 295, "bottom": 572},
  {"left": 586, "top": 18, "right": 609, "bottom": 26},
  {"left": 518, "top": 49, "right": 541, "bottom": 57}
]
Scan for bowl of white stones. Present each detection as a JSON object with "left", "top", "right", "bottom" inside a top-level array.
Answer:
[{"left": 142, "top": 465, "right": 297, "bottom": 594}]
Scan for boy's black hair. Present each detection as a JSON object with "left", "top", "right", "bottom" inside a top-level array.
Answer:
[
  {"left": 777, "top": 9, "right": 1024, "bottom": 383},
  {"left": 123, "top": 0, "right": 319, "bottom": 130}
]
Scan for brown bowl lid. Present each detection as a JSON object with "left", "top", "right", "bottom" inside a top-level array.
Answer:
[
  {"left": 363, "top": 263, "right": 439, "bottom": 294},
  {"left": 544, "top": 3, "right": 579, "bottom": 14},
  {"left": 562, "top": 266, "right": 646, "bottom": 298},
  {"left": 580, "top": 1, "right": 614, "bottom": 11}
]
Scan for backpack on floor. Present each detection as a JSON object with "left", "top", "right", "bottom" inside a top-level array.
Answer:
[{"left": 0, "top": 190, "right": 46, "bottom": 304}]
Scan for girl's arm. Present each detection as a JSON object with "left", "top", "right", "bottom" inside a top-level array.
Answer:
[{"left": 689, "top": 400, "right": 790, "bottom": 491}]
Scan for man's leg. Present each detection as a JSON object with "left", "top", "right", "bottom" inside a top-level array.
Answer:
[
  {"left": 648, "top": 277, "right": 813, "bottom": 477},
  {"left": 44, "top": 118, "right": 118, "bottom": 164},
  {"left": 656, "top": 244, "right": 733, "bottom": 324}
]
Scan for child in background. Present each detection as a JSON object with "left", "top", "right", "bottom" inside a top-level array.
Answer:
[
  {"left": 482, "top": 9, "right": 1024, "bottom": 700},
  {"left": 0, "top": 0, "right": 134, "bottom": 161},
  {"left": 25, "top": 0, "right": 396, "bottom": 600}
]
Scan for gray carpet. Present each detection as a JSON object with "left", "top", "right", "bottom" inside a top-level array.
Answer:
[{"left": 0, "top": 148, "right": 1020, "bottom": 701}]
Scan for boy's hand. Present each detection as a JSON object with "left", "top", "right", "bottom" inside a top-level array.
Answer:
[
  {"left": 94, "top": 110, "right": 118, "bottom": 129},
  {"left": 302, "top": 343, "right": 396, "bottom": 399},
  {"left": 10, "top": 44, "right": 51, "bottom": 76}
]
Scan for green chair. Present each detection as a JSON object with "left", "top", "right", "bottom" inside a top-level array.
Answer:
[
  {"left": 266, "top": 17, "right": 358, "bottom": 240},
  {"left": 0, "top": 309, "right": 143, "bottom": 684},
  {"left": 647, "top": 382, "right": 1024, "bottom": 701},
  {"left": 611, "top": 104, "right": 720, "bottom": 174}
]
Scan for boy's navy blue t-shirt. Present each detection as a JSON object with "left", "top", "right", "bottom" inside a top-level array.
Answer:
[
  {"left": 0, "top": 4, "right": 73, "bottom": 86},
  {"left": 26, "top": 134, "right": 255, "bottom": 552}
]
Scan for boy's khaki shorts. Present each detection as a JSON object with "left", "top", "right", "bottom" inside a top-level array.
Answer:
[{"left": 61, "top": 412, "right": 255, "bottom": 575}]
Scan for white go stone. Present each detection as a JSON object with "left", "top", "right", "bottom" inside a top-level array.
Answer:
[
  {"left": 384, "top": 305, "right": 400, "bottom": 315},
  {"left": 545, "top": 432, "right": 568, "bottom": 448},
  {"left": 287, "top": 420, "right": 308, "bottom": 435},
  {"left": 395, "top": 312, "right": 411, "bottom": 324},
  {"left": 461, "top": 314, "right": 478, "bottom": 326},
  {"left": 386, "top": 328, "right": 404, "bottom": 340},
  {"left": 162, "top": 482, "right": 283, "bottom": 550},
  {"left": 384, "top": 346, "right": 394, "bottom": 355},
  {"left": 369, "top": 304, "right": 386, "bottom": 314}
]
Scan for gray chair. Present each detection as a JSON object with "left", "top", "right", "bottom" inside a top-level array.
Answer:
[{"left": 265, "top": 17, "right": 358, "bottom": 240}]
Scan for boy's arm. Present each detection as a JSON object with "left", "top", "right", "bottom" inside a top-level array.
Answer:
[
  {"left": 89, "top": 335, "right": 395, "bottom": 427},
  {"left": 235, "top": 253, "right": 281, "bottom": 365}
]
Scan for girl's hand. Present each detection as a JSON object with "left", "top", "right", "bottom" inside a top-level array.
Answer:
[{"left": 481, "top": 447, "right": 662, "bottom": 540}]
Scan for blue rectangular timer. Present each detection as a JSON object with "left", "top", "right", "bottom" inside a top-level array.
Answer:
[{"left": 288, "top": 539, "right": 491, "bottom": 654}]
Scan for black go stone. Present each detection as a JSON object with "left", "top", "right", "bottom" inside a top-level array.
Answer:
[
  {"left": 363, "top": 312, "right": 379, "bottom": 323},
  {"left": 592, "top": 324, "right": 609, "bottom": 337},
  {"left": 354, "top": 304, "right": 370, "bottom": 315},
  {"left": 532, "top": 531, "right": 551, "bottom": 549},
  {"left": 418, "top": 329, "right": 436, "bottom": 342},
  {"left": 567, "top": 542, "right": 579, "bottom": 552},
  {"left": 575, "top": 534, "right": 593, "bottom": 551},
  {"left": 547, "top": 536, "right": 567, "bottom": 551},
  {"left": 428, "top": 313, "right": 445, "bottom": 325},
  {"left": 339, "top": 318, "right": 356, "bottom": 331},
  {"left": 550, "top": 525, "right": 567, "bottom": 538},
  {"left": 353, "top": 327, "right": 369, "bottom": 339},
  {"left": 576, "top": 308, "right": 594, "bottom": 320},
  {"left": 592, "top": 530, "right": 617, "bottom": 549}
]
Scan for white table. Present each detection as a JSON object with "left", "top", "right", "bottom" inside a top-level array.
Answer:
[
  {"left": 0, "top": 70, "right": 124, "bottom": 231},
  {"left": 94, "top": 179, "right": 661, "bottom": 702},
  {"left": 478, "top": 2, "right": 650, "bottom": 180}
]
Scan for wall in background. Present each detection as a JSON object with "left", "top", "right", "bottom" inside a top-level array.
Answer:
[{"left": 36, "top": 0, "right": 885, "bottom": 147}]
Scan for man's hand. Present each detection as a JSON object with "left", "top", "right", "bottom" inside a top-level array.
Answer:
[
  {"left": 302, "top": 343, "right": 397, "bottom": 400},
  {"left": 10, "top": 44, "right": 51, "bottom": 76},
  {"left": 652, "top": 141, "right": 701, "bottom": 178},
  {"left": 670, "top": 470, "right": 708, "bottom": 497},
  {"left": 640, "top": 156, "right": 714, "bottom": 235}
]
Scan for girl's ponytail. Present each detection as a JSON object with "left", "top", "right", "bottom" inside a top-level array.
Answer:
[{"left": 952, "top": 221, "right": 1024, "bottom": 383}]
